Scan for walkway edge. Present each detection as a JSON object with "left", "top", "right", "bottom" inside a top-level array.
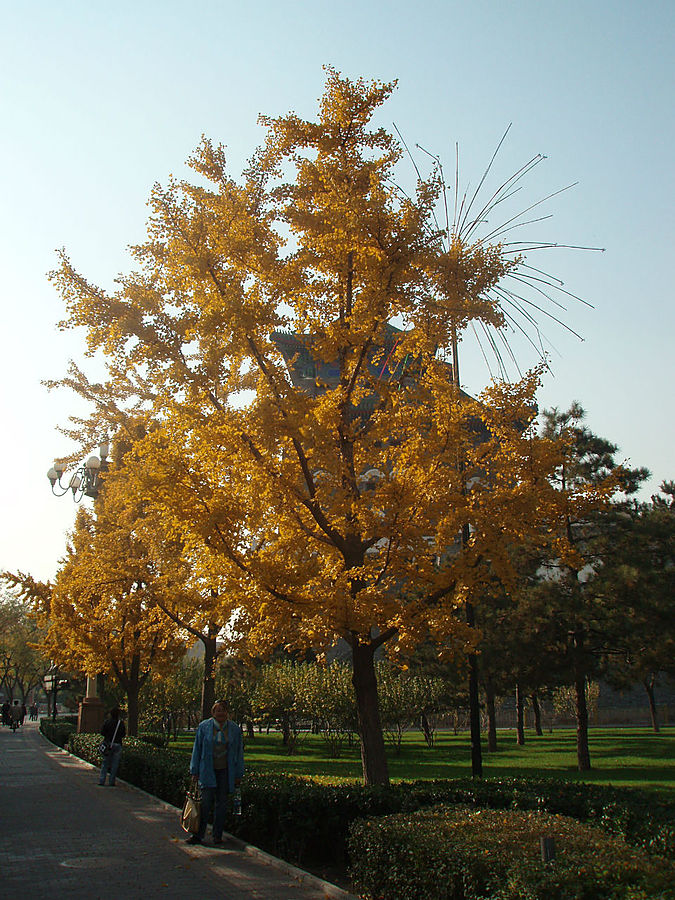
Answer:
[{"left": 38, "top": 731, "right": 357, "bottom": 899}]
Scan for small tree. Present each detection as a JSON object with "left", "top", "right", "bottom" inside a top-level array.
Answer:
[
  {"left": 552, "top": 682, "right": 600, "bottom": 721},
  {"left": 216, "top": 655, "right": 258, "bottom": 734},
  {"left": 25, "top": 466, "right": 186, "bottom": 735},
  {"left": 251, "top": 660, "right": 306, "bottom": 752},
  {"left": 595, "top": 482, "right": 675, "bottom": 731},
  {"left": 140, "top": 657, "right": 203, "bottom": 737},
  {"left": 376, "top": 663, "right": 420, "bottom": 753},
  {"left": 523, "top": 404, "right": 647, "bottom": 770},
  {"left": 0, "top": 587, "right": 51, "bottom": 704},
  {"left": 302, "top": 661, "right": 357, "bottom": 756}
]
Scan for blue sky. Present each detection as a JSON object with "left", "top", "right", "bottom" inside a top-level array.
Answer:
[{"left": 1, "top": 0, "right": 673, "bottom": 581}]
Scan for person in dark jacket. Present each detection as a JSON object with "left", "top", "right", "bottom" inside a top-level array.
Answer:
[
  {"left": 98, "top": 708, "right": 126, "bottom": 786},
  {"left": 9, "top": 700, "right": 22, "bottom": 730}
]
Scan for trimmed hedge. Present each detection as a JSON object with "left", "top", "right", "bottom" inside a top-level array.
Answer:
[
  {"left": 51, "top": 726, "right": 675, "bottom": 874},
  {"left": 40, "top": 717, "right": 76, "bottom": 748},
  {"left": 138, "top": 732, "right": 170, "bottom": 749},
  {"left": 58, "top": 714, "right": 79, "bottom": 726},
  {"left": 225, "top": 775, "right": 675, "bottom": 867},
  {"left": 348, "top": 806, "right": 675, "bottom": 900},
  {"left": 68, "top": 733, "right": 191, "bottom": 807},
  {"left": 391, "top": 777, "right": 675, "bottom": 860}
]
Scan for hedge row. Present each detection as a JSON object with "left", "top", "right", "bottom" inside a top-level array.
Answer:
[
  {"left": 40, "top": 717, "right": 77, "bottom": 747},
  {"left": 54, "top": 730, "right": 675, "bottom": 871},
  {"left": 348, "top": 806, "right": 675, "bottom": 900},
  {"left": 226, "top": 775, "right": 675, "bottom": 866},
  {"left": 68, "top": 733, "right": 191, "bottom": 807},
  {"left": 388, "top": 777, "right": 675, "bottom": 860},
  {"left": 137, "top": 732, "right": 170, "bottom": 748}
]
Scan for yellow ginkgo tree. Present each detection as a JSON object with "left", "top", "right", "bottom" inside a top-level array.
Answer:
[
  {"left": 32, "top": 465, "right": 186, "bottom": 735},
  {"left": 50, "top": 70, "right": 611, "bottom": 783},
  {"left": 104, "top": 423, "right": 250, "bottom": 723}
]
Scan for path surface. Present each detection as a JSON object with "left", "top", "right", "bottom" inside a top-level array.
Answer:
[{"left": 0, "top": 720, "right": 354, "bottom": 899}]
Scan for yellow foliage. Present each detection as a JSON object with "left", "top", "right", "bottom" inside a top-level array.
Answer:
[
  {"left": 49, "top": 71, "right": 618, "bottom": 673},
  {"left": 38, "top": 463, "right": 187, "bottom": 683}
]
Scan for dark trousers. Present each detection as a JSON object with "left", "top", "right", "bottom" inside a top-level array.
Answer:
[
  {"left": 99, "top": 743, "right": 122, "bottom": 784},
  {"left": 198, "top": 769, "right": 229, "bottom": 840}
]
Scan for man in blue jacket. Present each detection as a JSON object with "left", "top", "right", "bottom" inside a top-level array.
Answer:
[{"left": 187, "top": 699, "right": 244, "bottom": 845}]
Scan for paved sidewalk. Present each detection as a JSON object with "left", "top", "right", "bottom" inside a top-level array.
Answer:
[{"left": 0, "top": 720, "right": 355, "bottom": 900}]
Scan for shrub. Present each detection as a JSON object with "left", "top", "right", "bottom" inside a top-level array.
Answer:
[
  {"left": 224, "top": 774, "right": 409, "bottom": 865},
  {"left": 53, "top": 714, "right": 79, "bottom": 726},
  {"left": 138, "top": 732, "right": 169, "bottom": 749},
  {"left": 348, "top": 806, "right": 675, "bottom": 900},
  {"left": 40, "top": 718, "right": 76, "bottom": 748},
  {"left": 68, "top": 733, "right": 191, "bottom": 807},
  {"left": 53, "top": 727, "right": 675, "bottom": 877},
  {"left": 226, "top": 775, "right": 675, "bottom": 867},
  {"left": 400, "top": 777, "right": 675, "bottom": 859}
]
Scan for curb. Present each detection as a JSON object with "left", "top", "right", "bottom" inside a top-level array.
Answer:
[{"left": 38, "top": 729, "right": 357, "bottom": 899}]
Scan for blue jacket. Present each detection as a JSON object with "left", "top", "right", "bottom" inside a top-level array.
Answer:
[{"left": 190, "top": 717, "right": 244, "bottom": 791}]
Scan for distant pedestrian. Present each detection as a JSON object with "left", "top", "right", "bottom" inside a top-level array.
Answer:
[
  {"left": 30, "top": 703, "right": 38, "bottom": 721},
  {"left": 186, "top": 700, "right": 244, "bottom": 846},
  {"left": 98, "top": 708, "right": 126, "bottom": 786},
  {"left": 20, "top": 703, "right": 26, "bottom": 725},
  {"left": 10, "top": 700, "right": 22, "bottom": 731},
  {"left": 1, "top": 701, "right": 10, "bottom": 726}
]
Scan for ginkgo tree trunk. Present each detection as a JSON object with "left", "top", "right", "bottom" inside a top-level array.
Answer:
[{"left": 50, "top": 70, "right": 608, "bottom": 783}]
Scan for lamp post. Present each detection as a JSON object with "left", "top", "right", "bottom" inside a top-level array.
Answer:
[
  {"left": 43, "top": 666, "right": 71, "bottom": 721},
  {"left": 2, "top": 654, "right": 13, "bottom": 705},
  {"left": 46, "top": 439, "right": 109, "bottom": 500},
  {"left": 451, "top": 325, "right": 483, "bottom": 779},
  {"left": 46, "top": 439, "right": 109, "bottom": 733},
  {"left": 43, "top": 665, "right": 59, "bottom": 721}
]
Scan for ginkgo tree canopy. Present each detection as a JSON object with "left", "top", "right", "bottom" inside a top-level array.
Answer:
[
  {"left": 50, "top": 70, "right": 617, "bottom": 783},
  {"left": 35, "top": 467, "right": 186, "bottom": 735}
]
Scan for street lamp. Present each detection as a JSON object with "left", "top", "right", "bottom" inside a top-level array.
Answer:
[
  {"left": 45, "top": 442, "right": 109, "bottom": 731},
  {"left": 43, "top": 665, "right": 59, "bottom": 721},
  {"left": 2, "top": 654, "right": 12, "bottom": 704},
  {"left": 43, "top": 665, "right": 70, "bottom": 721},
  {"left": 46, "top": 439, "right": 109, "bottom": 501}
]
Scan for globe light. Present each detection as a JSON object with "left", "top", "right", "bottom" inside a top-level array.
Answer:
[{"left": 46, "top": 441, "right": 109, "bottom": 501}]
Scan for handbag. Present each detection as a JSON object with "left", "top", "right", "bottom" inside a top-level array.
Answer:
[
  {"left": 181, "top": 786, "right": 202, "bottom": 834},
  {"left": 99, "top": 720, "right": 121, "bottom": 757}
]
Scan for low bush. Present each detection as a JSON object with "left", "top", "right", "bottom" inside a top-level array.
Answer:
[
  {"left": 348, "top": 806, "right": 675, "bottom": 900},
  {"left": 40, "top": 718, "right": 76, "bottom": 748},
  {"left": 51, "top": 727, "right": 675, "bottom": 877},
  {"left": 58, "top": 714, "right": 79, "bottom": 726},
  {"left": 68, "top": 733, "right": 191, "bottom": 807},
  {"left": 398, "top": 777, "right": 675, "bottom": 859},
  {"left": 138, "top": 732, "right": 169, "bottom": 749},
  {"left": 226, "top": 775, "right": 675, "bottom": 867},
  {"left": 226, "top": 775, "right": 399, "bottom": 864}
]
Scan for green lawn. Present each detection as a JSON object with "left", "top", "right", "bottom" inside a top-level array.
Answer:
[{"left": 170, "top": 726, "right": 675, "bottom": 795}]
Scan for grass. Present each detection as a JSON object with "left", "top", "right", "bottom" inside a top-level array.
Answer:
[{"left": 169, "top": 725, "right": 675, "bottom": 795}]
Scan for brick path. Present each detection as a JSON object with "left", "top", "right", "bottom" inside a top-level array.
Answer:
[{"left": 0, "top": 720, "right": 354, "bottom": 900}]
